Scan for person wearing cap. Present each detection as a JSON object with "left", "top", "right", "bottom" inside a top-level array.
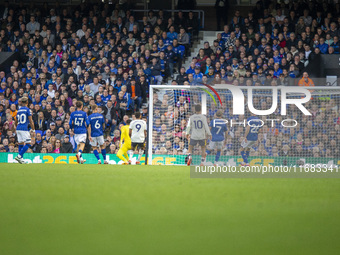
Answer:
[
  {"left": 50, "top": 121, "right": 58, "bottom": 135},
  {"left": 55, "top": 116, "right": 64, "bottom": 129},
  {"left": 211, "top": 39, "right": 220, "bottom": 53},
  {"left": 193, "top": 65, "right": 203, "bottom": 83},
  {"left": 206, "top": 66, "right": 215, "bottom": 78},
  {"left": 60, "top": 135, "right": 73, "bottom": 153},
  {"left": 234, "top": 24, "right": 241, "bottom": 38}
]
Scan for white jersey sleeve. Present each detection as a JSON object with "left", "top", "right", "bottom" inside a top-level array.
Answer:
[
  {"left": 186, "top": 114, "right": 211, "bottom": 140},
  {"left": 130, "top": 119, "right": 147, "bottom": 143}
]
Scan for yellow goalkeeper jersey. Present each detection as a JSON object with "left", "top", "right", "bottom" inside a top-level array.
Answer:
[{"left": 120, "top": 125, "right": 131, "bottom": 147}]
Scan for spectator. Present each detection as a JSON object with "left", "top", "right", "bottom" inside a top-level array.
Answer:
[
  {"left": 60, "top": 135, "right": 73, "bottom": 153},
  {"left": 298, "top": 72, "right": 315, "bottom": 87},
  {"left": 53, "top": 139, "right": 61, "bottom": 153}
]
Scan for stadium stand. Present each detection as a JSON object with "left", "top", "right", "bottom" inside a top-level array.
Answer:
[{"left": 0, "top": 1, "right": 339, "bottom": 161}]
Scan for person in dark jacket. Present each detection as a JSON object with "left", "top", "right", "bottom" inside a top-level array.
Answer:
[
  {"left": 60, "top": 135, "right": 74, "bottom": 153},
  {"left": 215, "top": 0, "right": 229, "bottom": 31},
  {"left": 176, "top": 67, "right": 188, "bottom": 84},
  {"left": 149, "top": 58, "right": 163, "bottom": 85},
  {"left": 138, "top": 75, "right": 149, "bottom": 104},
  {"left": 103, "top": 99, "right": 119, "bottom": 131}
]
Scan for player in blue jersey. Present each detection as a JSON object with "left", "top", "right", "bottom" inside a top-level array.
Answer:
[
  {"left": 88, "top": 105, "right": 108, "bottom": 164},
  {"left": 240, "top": 113, "right": 263, "bottom": 166},
  {"left": 69, "top": 101, "right": 89, "bottom": 164},
  {"left": 15, "top": 97, "right": 35, "bottom": 164},
  {"left": 208, "top": 110, "right": 228, "bottom": 166}
]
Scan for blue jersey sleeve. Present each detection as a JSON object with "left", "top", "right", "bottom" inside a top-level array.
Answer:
[
  {"left": 85, "top": 113, "right": 89, "bottom": 127},
  {"left": 69, "top": 113, "right": 73, "bottom": 129},
  {"left": 88, "top": 115, "right": 92, "bottom": 126},
  {"left": 223, "top": 123, "right": 228, "bottom": 133},
  {"left": 101, "top": 116, "right": 105, "bottom": 130}
]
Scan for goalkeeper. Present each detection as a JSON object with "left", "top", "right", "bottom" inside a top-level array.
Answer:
[{"left": 117, "top": 119, "right": 132, "bottom": 165}]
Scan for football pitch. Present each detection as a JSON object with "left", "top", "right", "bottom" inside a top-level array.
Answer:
[{"left": 1, "top": 164, "right": 340, "bottom": 255}]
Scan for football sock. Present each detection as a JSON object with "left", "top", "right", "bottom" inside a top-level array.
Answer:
[
  {"left": 201, "top": 156, "right": 205, "bottom": 163},
  {"left": 19, "top": 144, "right": 31, "bottom": 157},
  {"left": 128, "top": 150, "right": 133, "bottom": 159},
  {"left": 19, "top": 145, "right": 24, "bottom": 152},
  {"left": 78, "top": 150, "right": 82, "bottom": 157},
  {"left": 241, "top": 151, "right": 248, "bottom": 163},
  {"left": 215, "top": 151, "right": 221, "bottom": 162},
  {"left": 93, "top": 149, "right": 100, "bottom": 161},
  {"left": 101, "top": 149, "right": 107, "bottom": 161},
  {"left": 138, "top": 149, "right": 143, "bottom": 161}
]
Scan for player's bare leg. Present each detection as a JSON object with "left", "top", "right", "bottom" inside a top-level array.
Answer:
[{"left": 186, "top": 145, "right": 193, "bottom": 166}]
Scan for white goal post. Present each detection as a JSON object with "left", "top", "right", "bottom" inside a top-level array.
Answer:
[{"left": 148, "top": 85, "right": 340, "bottom": 166}]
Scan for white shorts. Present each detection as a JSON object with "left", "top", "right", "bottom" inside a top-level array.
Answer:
[
  {"left": 74, "top": 133, "right": 87, "bottom": 145},
  {"left": 17, "top": 130, "right": 31, "bottom": 143},
  {"left": 209, "top": 141, "right": 224, "bottom": 150},
  {"left": 90, "top": 136, "right": 104, "bottom": 147},
  {"left": 241, "top": 140, "right": 256, "bottom": 149}
]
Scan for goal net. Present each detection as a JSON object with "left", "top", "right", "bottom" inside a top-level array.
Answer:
[{"left": 148, "top": 85, "right": 340, "bottom": 167}]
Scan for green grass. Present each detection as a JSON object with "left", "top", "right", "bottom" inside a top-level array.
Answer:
[{"left": 1, "top": 164, "right": 340, "bottom": 255}]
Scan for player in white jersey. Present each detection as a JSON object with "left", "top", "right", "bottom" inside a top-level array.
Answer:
[
  {"left": 129, "top": 112, "right": 147, "bottom": 165},
  {"left": 186, "top": 104, "right": 211, "bottom": 166}
]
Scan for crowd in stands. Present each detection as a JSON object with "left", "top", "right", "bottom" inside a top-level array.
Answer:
[
  {"left": 186, "top": 1, "right": 340, "bottom": 86},
  {"left": 0, "top": 1, "right": 199, "bottom": 154},
  {"left": 0, "top": 0, "right": 338, "bottom": 160}
]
